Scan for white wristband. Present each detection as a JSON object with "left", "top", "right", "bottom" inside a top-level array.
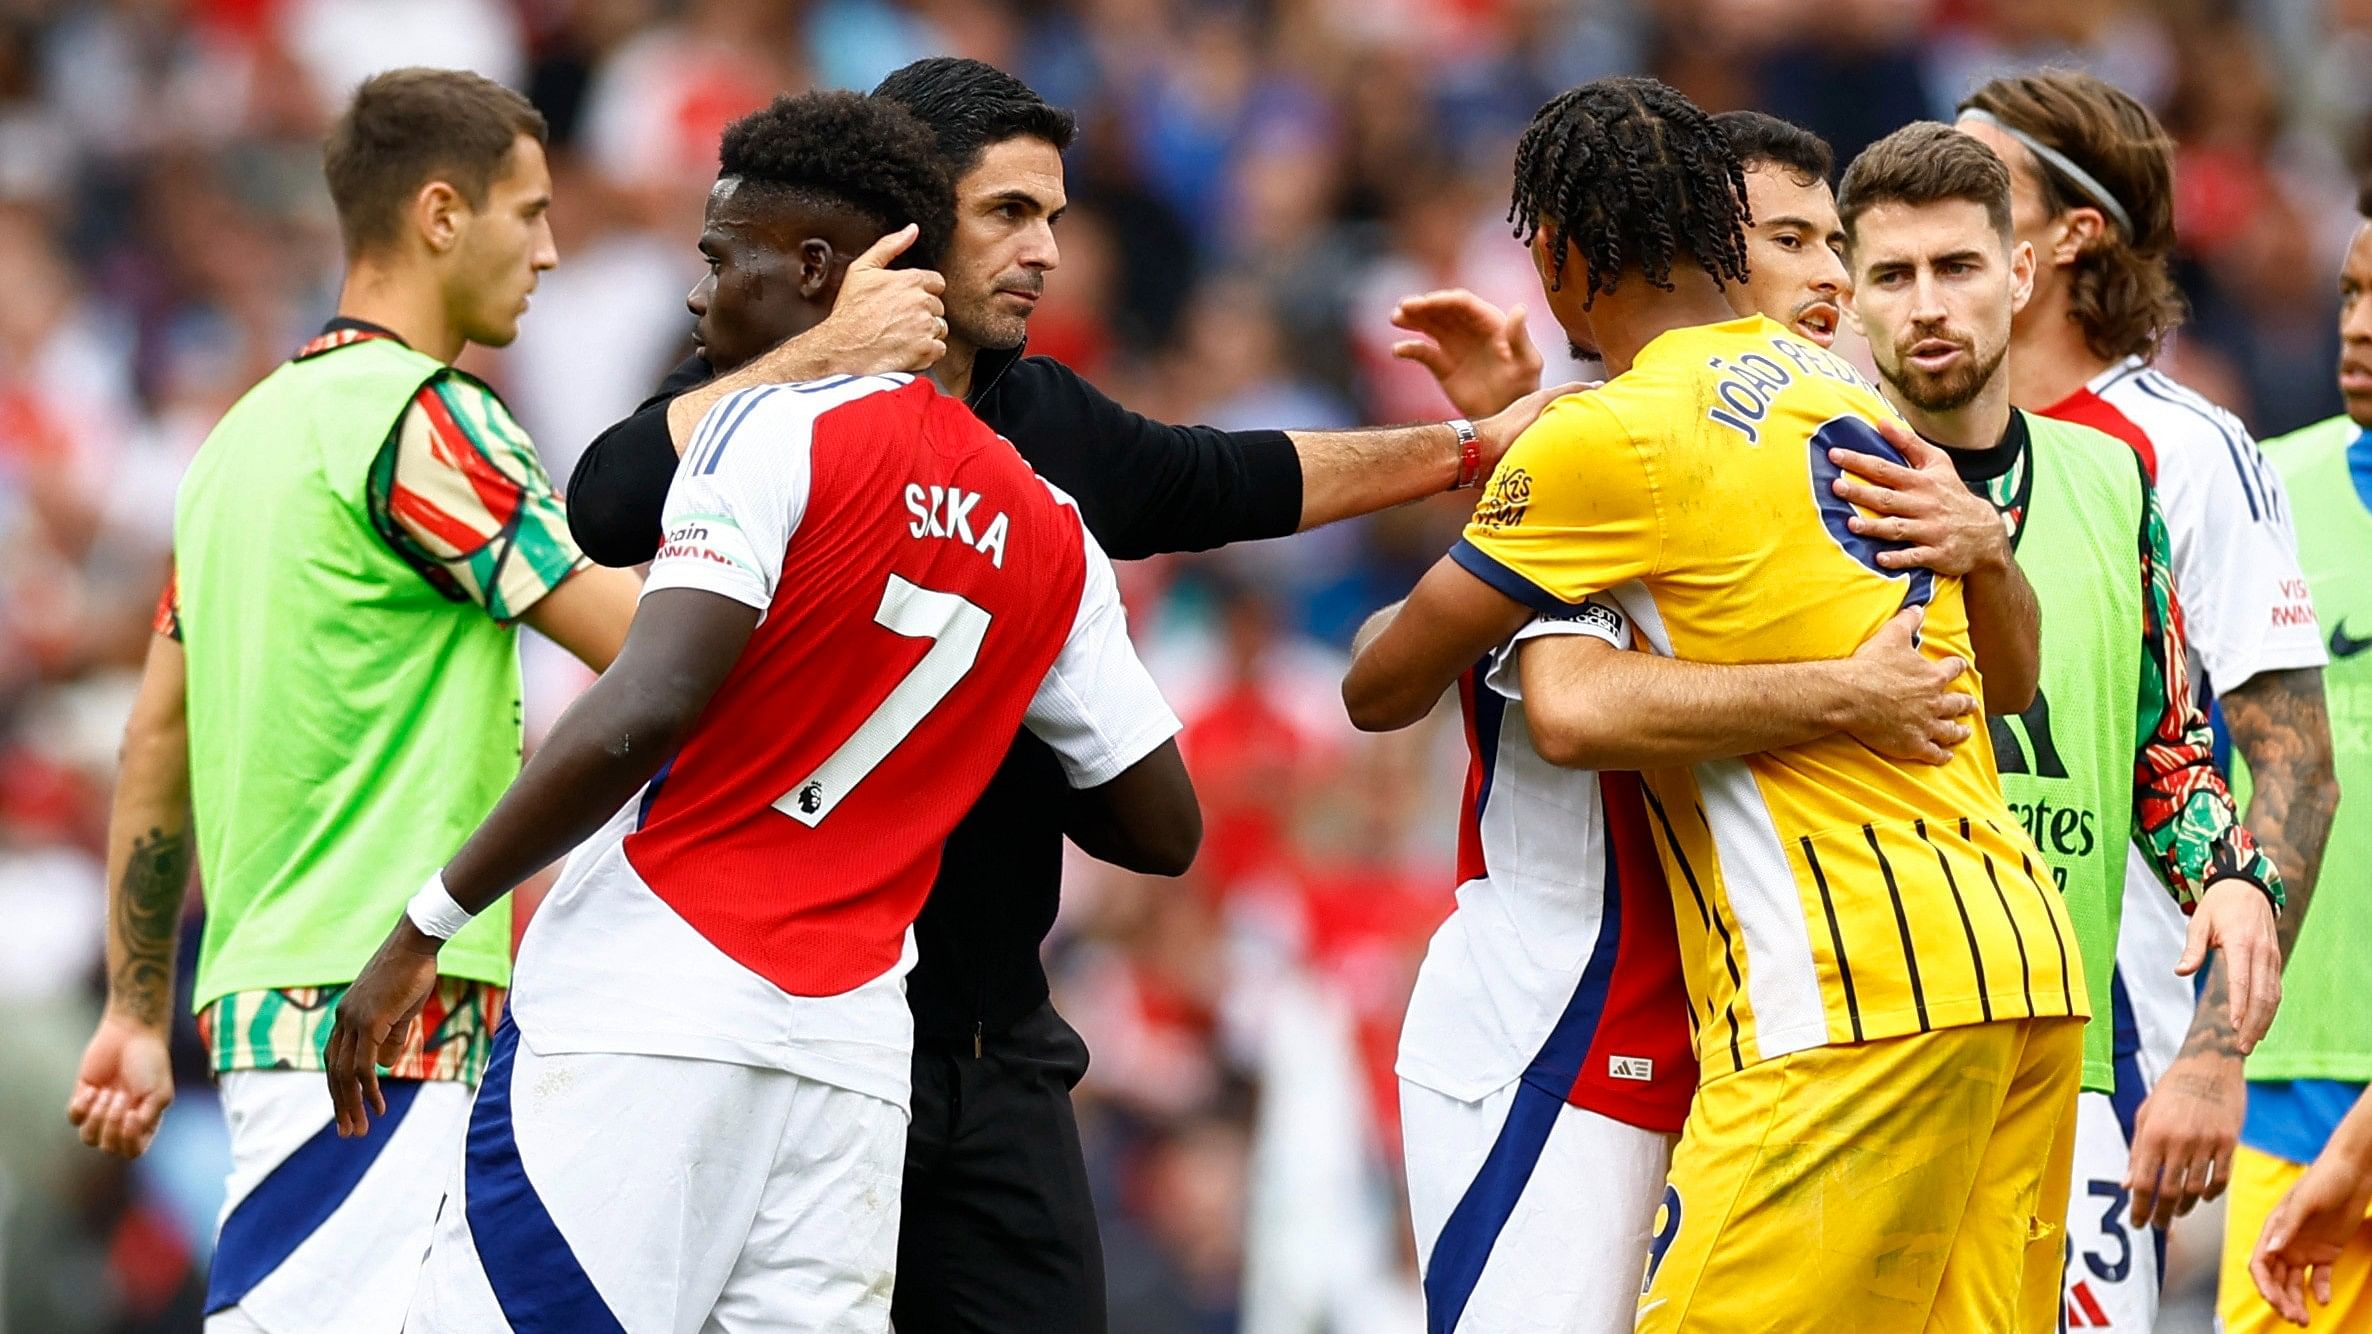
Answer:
[{"left": 405, "top": 873, "right": 476, "bottom": 941}]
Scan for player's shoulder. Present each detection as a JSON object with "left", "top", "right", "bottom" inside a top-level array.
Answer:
[
  {"left": 2094, "top": 363, "right": 2260, "bottom": 457},
  {"left": 1518, "top": 381, "right": 1634, "bottom": 457},
  {"left": 2025, "top": 409, "right": 2146, "bottom": 474},
  {"left": 1627, "top": 315, "right": 1885, "bottom": 431},
  {"left": 685, "top": 375, "right": 917, "bottom": 474},
  {"left": 2259, "top": 413, "right": 2355, "bottom": 474}
]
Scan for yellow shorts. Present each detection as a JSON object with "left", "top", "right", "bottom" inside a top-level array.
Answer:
[
  {"left": 2218, "top": 1143, "right": 2372, "bottom": 1332},
  {"left": 1638, "top": 1017, "right": 2082, "bottom": 1334}
]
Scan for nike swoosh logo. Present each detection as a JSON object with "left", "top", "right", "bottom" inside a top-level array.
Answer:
[{"left": 2334, "top": 620, "right": 2372, "bottom": 659}]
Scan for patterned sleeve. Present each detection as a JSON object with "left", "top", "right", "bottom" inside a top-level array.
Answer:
[
  {"left": 2130, "top": 481, "right": 2284, "bottom": 910},
  {"left": 368, "top": 372, "right": 590, "bottom": 623}
]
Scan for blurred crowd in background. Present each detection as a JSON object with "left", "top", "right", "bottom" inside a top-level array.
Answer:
[{"left": 0, "top": 0, "right": 2361, "bottom": 1328}]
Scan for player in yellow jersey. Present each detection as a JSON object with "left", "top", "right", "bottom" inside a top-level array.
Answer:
[{"left": 1342, "top": 77, "right": 2237, "bottom": 1332}]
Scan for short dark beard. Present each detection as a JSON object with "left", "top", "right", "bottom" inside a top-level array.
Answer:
[{"left": 1887, "top": 339, "right": 2007, "bottom": 413}]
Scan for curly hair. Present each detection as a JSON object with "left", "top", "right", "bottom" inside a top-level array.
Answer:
[
  {"left": 1959, "top": 71, "right": 2185, "bottom": 363},
  {"left": 717, "top": 91, "right": 955, "bottom": 270},
  {"left": 1509, "top": 77, "right": 1752, "bottom": 306}
]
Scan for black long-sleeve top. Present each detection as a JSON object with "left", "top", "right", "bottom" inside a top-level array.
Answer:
[{"left": 566, "top": 345, "right": 1304, "bottom": 1044}]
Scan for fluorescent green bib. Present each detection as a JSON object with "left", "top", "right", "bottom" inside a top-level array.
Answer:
[
  {"left": 1987, "top": 413, "right": 2146, "bottom": 1092},
  {"left": 2238, "top": 416, "right": 2372, "bottom": 1081},
  {"left": 176, "top": 336, "right": 516, "bottom": 1009}
]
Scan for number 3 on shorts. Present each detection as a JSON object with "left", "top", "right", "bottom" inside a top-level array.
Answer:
[{"left": 773, "top": 574, "right": 991, "bottom": 827}]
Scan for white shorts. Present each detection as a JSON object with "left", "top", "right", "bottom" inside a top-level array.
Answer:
[
  {"left": 2062, "top": 1088, "right": 2162, "bottom": 1330},
  {"left": 407, "top": 1020, "right": 905, "bottom": 1334},
  {"left": 1401, "top": 1076, "right": 1674, "bottom": 1334},
  {"left": 204, "top": 1068, "right": 473, "bottom": 1334}
]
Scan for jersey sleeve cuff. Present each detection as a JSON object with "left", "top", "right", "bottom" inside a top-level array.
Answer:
[
  {"left": 1058, "top": 704, "right": 1182, "bottom": 790},
  {"left": 1449, "top": 538, "right": 1580, "bottom": 617}
]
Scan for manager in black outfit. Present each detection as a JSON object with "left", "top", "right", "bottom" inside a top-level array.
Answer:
[{"left": 567, "top": 59, "right": 1568, "bottom": 1334}]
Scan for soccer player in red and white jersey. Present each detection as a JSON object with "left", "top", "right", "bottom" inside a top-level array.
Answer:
[
  {"left": 1958, "top": 71, "right": 2341, "bottom": 1330},
  {"left": 323, "top": 92, "right": 1200, "bottom": 1334}
]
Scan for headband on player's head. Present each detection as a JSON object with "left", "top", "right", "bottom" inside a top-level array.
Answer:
[{"left": 1960, "top": 108, "right": 2135, "bottom": 240}]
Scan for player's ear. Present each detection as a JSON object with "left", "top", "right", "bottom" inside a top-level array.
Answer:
[
  {"left": 415, "top": 180, "right": 466, "bottom": 256},
  {"left": 2051, "top": 208, "right": 2106, "bottom": 267},
  {"left": 798, "top": 238, "right": 835, "bottom": 300}
]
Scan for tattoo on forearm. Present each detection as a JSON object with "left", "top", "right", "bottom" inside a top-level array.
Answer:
[
  {"left": 111, "top": 825, "right": 191, "bottom": 1026},
  {"left": 2221, "top": 668, "right": 2339, "bottom": 959},
  {"left": 2177, "top": 953, "right": 2243, "bottom": 1061}
]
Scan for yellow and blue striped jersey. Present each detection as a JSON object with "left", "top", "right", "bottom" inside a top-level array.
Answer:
[{"left": 1455, "top": 316, "right": 2085, "bottom": 1075}]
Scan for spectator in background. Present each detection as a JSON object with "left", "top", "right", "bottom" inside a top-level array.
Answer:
[{"left": 6, "top": 2, "right": 2372, "bottom": 1329}]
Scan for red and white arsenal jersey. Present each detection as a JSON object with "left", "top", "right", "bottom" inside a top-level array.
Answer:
[
  {"left": 509, "top": 375, "right": 1179, "bottom": 1107},
  {"left": 2044, "top": 357, "right": 2325, "bottom": 694},
  {"left": 1395, "top": 596, "right": 1697, "bottom": 1134}
]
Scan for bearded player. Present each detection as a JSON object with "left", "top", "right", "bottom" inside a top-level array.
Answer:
[
  {"left": 1345, "top": 77, "right": 2106, "bottom": 1331},
  {"left": 1364, "top": 108, "right": 2041, "bottom": 1333},
  {"left": 1834, "top": 122, "right": 2285, "bottom": 1328},
  {"left": 1956, "top": 71, "right": 2340, "bottom": 1328}
]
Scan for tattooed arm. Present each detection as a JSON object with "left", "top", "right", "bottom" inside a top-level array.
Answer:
[
  {"left": 67, "top": 630, "right": 194, "bottom": 1160},
  {"left": 2124, "top": 488, "right": 2287, "bottom": 1228},
  {"left": 2220, "top": 667, "right": 2340, "bottom": 961}
]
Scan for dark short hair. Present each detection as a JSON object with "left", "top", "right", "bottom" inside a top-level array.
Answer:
[
  {"left": 717, "top": 92, "right": 955, "bottom": 270},
  {"left": 1715, "top": 110, "right": 1833, "bottom": 187},
  {"left": 324, "top": 67, "right": 546, "bottom": 257},
  {"left": 1509, "top": 77, "right": 1751, "bottom": 305},
  {"left": 873, "top": 57, "right": 1077, "bottom": 177},
  {"left": 1837, "top": 122, "right": 2014, "bottom": 242},
  {"left": 1958, "top": 70, "right": 2183, "bottom": 362}
]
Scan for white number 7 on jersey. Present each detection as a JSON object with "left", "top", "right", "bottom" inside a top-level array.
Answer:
[{"left": 773, "top": 574, "right": 991, "bottom": 827}]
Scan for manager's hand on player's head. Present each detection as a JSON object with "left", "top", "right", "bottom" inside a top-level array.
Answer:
[
  {"left": 324, "top": 921, "right": 443, "bottom": 1138},
  {"left": 1836, "top": 606, "right": 1975, "bottom": 765},
  {"left": 800, "top": 224, "right": 947, "bottom": 375}
]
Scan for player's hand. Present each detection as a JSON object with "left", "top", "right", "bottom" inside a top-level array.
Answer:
[
  {"left": 1391, "top": 289, "right": 1545, "bottom": 420},
  {"left": 2251, "top": 1148, "right": 2372, "bottom": 1325},
  {"left": 67, "top": 1013, "right": 174, "bottom": 1160},
  {"left": 789, "top": 224, "right": 947, "bottom": 375},
  {"left": 2180, "top": 877, "right": 2284, "bottom": 1052},
  {"left": 1826, "top": 420, "right": 2010, "bottom": 577},
  {"left": 2126, "top": 1048, "right": 2244, "bottom": 1229},
  {"left": 326, "top": 921, "right": 441, "bottom": 1138},
  {"left": 1474, "top": 380, "right": 1597, "bottom": 475},
  {"left": 1836, "top": 606, "right": 1975, "bottom": 764}
]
